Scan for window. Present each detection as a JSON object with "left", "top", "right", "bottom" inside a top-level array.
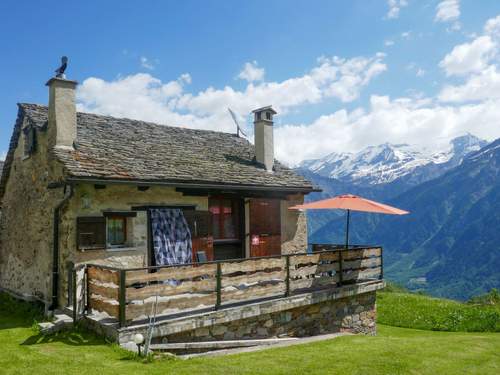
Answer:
[
  {"left": 265, "top": 111, "right": 272, "bottom": 120},
  {"left": 77, "top": 217, "right": 106, "bottom": 250},
  {"left": 209, "top": 197, "right": 241, "bottom": 241},
  {"left": 77, "top": 212, "right": 137, "bottom": 251},
  {"left": 23, "top": 126, "right": 36, "bottom": 157},
  {"left": 107, "top": 216, "right": 127, "bottom": 247}
]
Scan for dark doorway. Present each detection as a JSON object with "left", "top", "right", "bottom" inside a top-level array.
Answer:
[{"left": 209, "top": 196, "right": 244, "bottom": 260}]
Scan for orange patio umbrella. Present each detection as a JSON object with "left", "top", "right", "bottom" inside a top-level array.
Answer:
[{"left": 290, "top": 194, "right": 409, "bottom": 250}]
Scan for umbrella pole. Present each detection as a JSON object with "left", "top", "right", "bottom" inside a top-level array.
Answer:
[
  {"left": 345, "top": 209, "right": 350, "bottom": 251},
  {"left": 339, "top": 209, "right": 350, "bottom": 286}
]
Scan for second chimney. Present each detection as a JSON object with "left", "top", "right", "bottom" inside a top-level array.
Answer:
[
  {"left": 46, "top": 77, "right": 78, "bottom": 149},
  {"left": 252, "top": 106, "right": 277, "bottom": 172},
  {"left": 253, "top": 106, "right": 277, "bottom": 172}
]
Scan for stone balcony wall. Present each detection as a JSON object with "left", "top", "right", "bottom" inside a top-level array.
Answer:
[{"left": 162, "top": 290, "right": 376, "bottom": 343}]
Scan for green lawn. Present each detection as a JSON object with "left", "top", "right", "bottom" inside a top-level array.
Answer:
[
  {"left": 1, "top": 306, "right": 499, "bottom": 374},
  {"left": 378, "top": 291, "right": 500, "bottom": 332}
]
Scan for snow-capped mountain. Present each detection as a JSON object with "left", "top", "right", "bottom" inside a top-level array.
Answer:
[{"left": 299, "top": 134, "right": 487, "bottom": 186}]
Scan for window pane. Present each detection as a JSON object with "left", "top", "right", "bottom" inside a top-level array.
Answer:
[
  {"left": 108, "top": 218, "right": 126, "bottom": 245},
  {"left": 223, "top": 200, "right": 237, "bottom": 239},
  {"left": 209, "top": 200, "right": 220, "bottom": 239}
]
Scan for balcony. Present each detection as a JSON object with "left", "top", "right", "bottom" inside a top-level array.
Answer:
[{"left": 71, "top": 245, "right": 383, "bottom": 336}]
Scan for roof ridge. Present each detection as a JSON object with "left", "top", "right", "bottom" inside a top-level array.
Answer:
[{"left": 17, "top": 102, "right": 244, "bottom": 138}]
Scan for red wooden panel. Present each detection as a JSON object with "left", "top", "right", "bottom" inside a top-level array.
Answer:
[
  {"left": 192, "top": 236, "right": 214, "bottom": 262},
  {"left": 250, "top": 199, "right": 281, "bottom": 257}
]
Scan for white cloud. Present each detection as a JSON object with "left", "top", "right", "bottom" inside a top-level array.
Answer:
[
  {"left": 77, "top": 53, "right": 386, "bottom": 136},
  {"left": 238, "top": 61, "right": 265, "bottom": 82},
  {"left": 384, "top": 39, "right": 395, "bottom": 47},
  {"left": 406, "top": 63, "right": 426, "bottom": 77},
  {"left": 386, "top": 0, "right": 408, "bottom": 19},
  {"left": 485, "top": 15, "right": 500, "bottom": 36},
  {"left": 435, "top": 0, "right": 460, "bottom": 23},
  {"left": 0, "top": 151, "right": 6, "bottom": 160},
  {"left": 275, "top": 95, "right": 500, "bottom": 165},
  {"left": 439, "top": 35, "right": 496, "bottom": 76},
  {"left": 438, "top": 15, "right": 500, "bottom": 102},
  {"left": 140, "top": 56, "right": 156, "bottom": 70},
  {"left": 439, "top": 66, "right": 500, "bottom": 102},
  {"left": 401, "top": 31, "right": 411, "bottom": 39}
]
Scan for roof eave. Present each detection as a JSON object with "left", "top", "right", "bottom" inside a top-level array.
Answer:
[{"left": 66, "top": 176, "right": 319, "bottom": 194}]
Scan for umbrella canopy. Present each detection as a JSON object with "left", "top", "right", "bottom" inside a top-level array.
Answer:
[
  {"left": 290, "top": 194, "right": 409, "bottom": 215},
  {"left": 290, "top": 194, "right": 408, "bottom": 285}
]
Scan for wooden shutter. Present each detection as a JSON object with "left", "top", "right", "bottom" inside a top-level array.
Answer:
[{"left": 77, "top": 217, "right": 106, "bottom": 250}]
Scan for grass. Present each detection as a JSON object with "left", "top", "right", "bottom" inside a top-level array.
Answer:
[
  {"left": 0, "top": 293, "right": 500, "bottom": 374},
  {"left": 378, "top": 290, "right": 500, "bottom": 332}
]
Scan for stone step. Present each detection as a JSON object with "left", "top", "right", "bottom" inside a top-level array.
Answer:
[
  {"left": 38, "top": 312, "right": 73, "bottom": 334},
  {"left": 180, "top": 332, "right": 351, "bottom": 359},
  {"left": 149, "top": 337, "right": 298, "bottom": 351}
]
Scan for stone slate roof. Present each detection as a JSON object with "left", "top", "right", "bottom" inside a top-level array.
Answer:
[{"left": 1, "top": 103, "right": 314, "bottom": 194}]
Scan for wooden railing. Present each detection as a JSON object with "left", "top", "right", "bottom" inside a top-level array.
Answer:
[{"left": 82, "top": 245, "right": 382, "bottom": 327}]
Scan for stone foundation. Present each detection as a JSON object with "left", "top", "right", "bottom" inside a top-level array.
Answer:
[{"left": 161, "top": 291, "right": 376, "bottom": 343}]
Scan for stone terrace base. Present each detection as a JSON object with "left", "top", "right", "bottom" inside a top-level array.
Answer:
[
  {"left": 83, "top": 280, "right": 384, "bottom": 344},
  {"left": 166, "top": 289, "right": 377, "bottom": 343}
]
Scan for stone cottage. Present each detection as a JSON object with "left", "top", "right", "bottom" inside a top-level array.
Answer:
[{"left": 0, "top": 76, "right": 316, "bottom": 311}]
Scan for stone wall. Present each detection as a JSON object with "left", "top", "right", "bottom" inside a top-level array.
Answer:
[
  {"left": 160, "top": 291, "right": 376, "bottom": 343},
  {"left": 281, "top": 194, "right": 307, "bottom": 254},
  {"left": 0, "top": 116, "right": 65, "bottom": 305}
]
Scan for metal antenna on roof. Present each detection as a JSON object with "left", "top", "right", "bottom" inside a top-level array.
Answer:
[{"left": 228, "top": 108, "right": 247, "bottom": 138}]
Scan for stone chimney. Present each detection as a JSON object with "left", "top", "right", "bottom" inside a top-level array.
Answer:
[
  {"left": 253, "top": 106, "right": 277, "bottom": 172},
  {"left": 46, "top": 77, "right": 78, "bottom": 149}
]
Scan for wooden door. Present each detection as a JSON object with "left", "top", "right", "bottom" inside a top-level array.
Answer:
[{"left": 249, "top": 198, "right": 281, "bottom": 257}]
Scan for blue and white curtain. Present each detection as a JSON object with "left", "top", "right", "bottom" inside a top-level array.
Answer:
[{"left": 150, "top": 209, "right": 192, "bottom": 266}]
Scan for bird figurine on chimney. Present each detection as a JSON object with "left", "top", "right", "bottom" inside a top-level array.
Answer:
[{"left": 55, "top": 56, "right": 68, "bottom": 79}]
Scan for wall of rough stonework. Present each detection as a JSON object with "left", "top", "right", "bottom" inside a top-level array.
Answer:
[
  {"left": 0, "top": 117, "right": 66, "bottom": 305},
  {"left": 161, "top": 291, "right": 376, "bottom": 343},
  {"left": 281, "top": 194, "right": 307, "bottom": 254}
]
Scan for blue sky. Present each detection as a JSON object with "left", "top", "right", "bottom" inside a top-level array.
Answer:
[{"left": 1, "top": 0, "right": 500, "bottom": 164}]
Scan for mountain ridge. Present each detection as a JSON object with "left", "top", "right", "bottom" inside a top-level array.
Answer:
[{"left": 300, "top": 134, "right": 487, "bottom": 187}]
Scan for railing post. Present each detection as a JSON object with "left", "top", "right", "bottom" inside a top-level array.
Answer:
[
  {"left": 119, "top": 269, "right": 126, "bottom": 328},
  {"left": 380, "top": 247, "right": 384, "bottom": 280},
  {"left": 67, "top": 261, "right": 74, "bottom": 307},
  {"left": 84, "top": 265, "right": 90, "bottom": 314},
  {"left": 285, "top": 255, "right": 291, "bottom": 297},
  {"left": 72, "top": 266, "right": 77, "bottom": 323},
  {"left": 215, "top": 262, "right": 222, "bottom": 310},
  {"left": 338, "top": 249, "right": 344, "bottom": 286}
]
